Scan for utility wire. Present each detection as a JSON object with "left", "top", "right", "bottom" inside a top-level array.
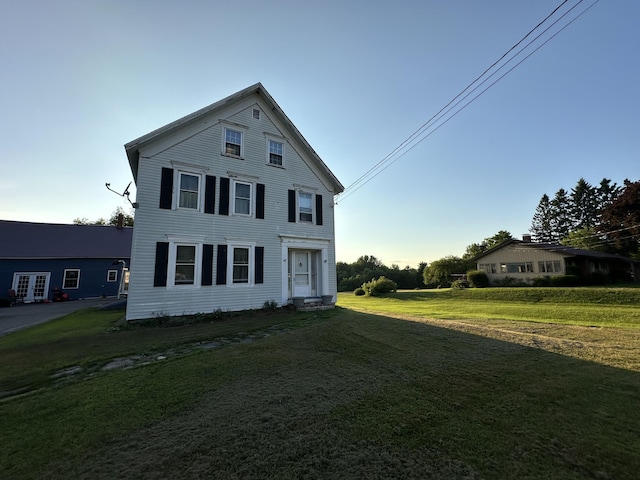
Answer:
[
  {"left": 341, "top": 0, "right": 571, "bottom": 196},
  {"left": 336, "top": 0, "right": 598, "bottom": 204}
]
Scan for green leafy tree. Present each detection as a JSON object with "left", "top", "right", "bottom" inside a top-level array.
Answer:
[
  {"left": 561, "top": 227, "right": 606, "bottom": 251},
  {"left": 73, "top": 207, "right": 134, "bottom": 227},
  {"left": 422, "top": 256, "right": 468, "bottom": 287},
  {"left": 108, "top": 206, "right": 135, "bottom": 226},
  {"left": 599, "top": 179, "right": 640, "bottom": 258},
  {"left": 463, "top": 231, "right": 513, "bottom": 260}
]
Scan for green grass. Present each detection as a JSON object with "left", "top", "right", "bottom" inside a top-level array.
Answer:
[
  {"left": 1, "top": 290, "right": 639, "bottom": 479},
  {"left": 338, "top": 288, "right": 640, "bottom": 328}
]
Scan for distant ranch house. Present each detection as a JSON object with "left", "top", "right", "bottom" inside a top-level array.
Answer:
[
  {"left": 474, "top": 237, "right": 639, "bottom": 285},
  {"left": 0, "top": 220, "right": 132, "bottom": 303}
]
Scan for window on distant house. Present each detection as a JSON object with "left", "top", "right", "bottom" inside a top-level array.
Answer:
[
  {"left": 268, "top": 139, "right": 284, "bottom": 166},
  {"left": 538, "top": 260, "right": 561, "bottom": 273},
  {"left": 298, "top": 192, "right": 313, "bottom": 223},
  {"left": 479, "top": 263, "right": 497, "bottom": 274},
  {"left": 224, "top": 128, "right": 243, "bottom": 157},
  {"left": 178, "top": 172, "right": 200, "bottom": 209},
  {"left": 174, "top": 245, "right": 197, "bottom": 285},
  {"left": 107, "top": 270, "right": 118, "bottom": 282},
  {"left": 501, "top": 262, "right": 533, "bottom": 274},
  {"left": 63, "top": 269, "right": 80, "bottom": 289},
  {"left": 233, "top": 180, "right": 252, "bottom": 215}
]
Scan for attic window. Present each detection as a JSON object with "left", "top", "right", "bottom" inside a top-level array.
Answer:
[
  {"left": 224, "top": 128, "right": 243, "bottom": 157},
  {"left": 252, "top": 108, "right": 260, "bottom": 120}
]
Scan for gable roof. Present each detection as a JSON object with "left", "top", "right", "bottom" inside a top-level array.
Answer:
[
  {"left": 124, "top": 82, "right": 344, "bottom": 194},
  {"left": 0, "top": 220, "right": 133, "bottom": 260},
  {"left": 473, "top": 239, "right": 638, "bottom": 264}
]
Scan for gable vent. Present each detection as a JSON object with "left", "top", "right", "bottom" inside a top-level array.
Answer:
[{"left": 252, "top": 108, "right": 260, "bottom": 120}]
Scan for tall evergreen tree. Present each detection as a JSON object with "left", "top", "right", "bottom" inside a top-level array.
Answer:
[
  {"left": 530, "top": 193, "right": 553, "bottom": 242},
  {"left": 550, "top": 188, "right": 572, "bottom": 242},
  {"left": 596, "top": 178, "right": 622, "bottom": 220},
  {"left": 571, "top": 178, "right": 598, "bottom": 230}
]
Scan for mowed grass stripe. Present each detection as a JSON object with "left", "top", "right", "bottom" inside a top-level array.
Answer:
[{"left": 2, "top": 302, "right": 640, "bottom": 479}]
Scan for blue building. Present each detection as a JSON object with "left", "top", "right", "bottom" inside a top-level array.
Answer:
[{"left": 0, "top": 220, "right": 132, "bottom": 303}]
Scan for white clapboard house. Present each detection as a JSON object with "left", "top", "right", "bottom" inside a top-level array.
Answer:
[{"left": 124, "top": 83, "right": 344, "bottom": 320}]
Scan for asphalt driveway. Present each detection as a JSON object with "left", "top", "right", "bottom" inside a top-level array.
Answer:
[{"left": 0, "top": 298, "right": 124, "bottom": 337}]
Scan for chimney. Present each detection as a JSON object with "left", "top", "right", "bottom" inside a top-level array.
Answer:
[
  {"left": 522, "top": 234, "right": 532, "bottom": 243},
  {"left": 117, "top": 213, "right": 124, "bottom": 229}
]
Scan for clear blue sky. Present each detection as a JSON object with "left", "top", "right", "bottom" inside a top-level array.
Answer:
[{"left": 1, "top": 0, "right": 638, "bottom": 267}]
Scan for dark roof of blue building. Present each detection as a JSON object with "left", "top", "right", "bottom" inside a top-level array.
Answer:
[{"left": 0, "top": 220, "right": 133, "bottom": 259}]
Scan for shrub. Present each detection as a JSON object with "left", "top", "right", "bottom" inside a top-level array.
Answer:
[
  {"left": 354, "top": 287, "right": 365, "bottom": 296},
  {"left": 0, "top": 298, "right": 11, "bottom": 308},
  {"left": 495, "top": 276, "right": 528, "bottom": 287},
  {"left": 551, "top": 275, "right": 581, "bottom": 287},
  {"left": 262, "top": 300, "right": 278, "bottom": 312},
  {"left": 362, "top": 276, "right": 398, "bottom": 297},
  {"left": 531, "top": 276, "right": 553, "bottom": 287},
  {"left": 466, "top": 270, "right": 489, "bottom": 288},
  {"left": 587, "top": 271, "right": 611, "bottom": 286},
  {"left": 451, "top": 279, "right": 469, "bottom": 289}
]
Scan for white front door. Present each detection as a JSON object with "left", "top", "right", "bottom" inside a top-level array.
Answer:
[
  {"left": 12, "top": 273, "right": 50, "bottom": 303},
  {"left": 292, "top": 251, "right": 318, "bottom": 298}
]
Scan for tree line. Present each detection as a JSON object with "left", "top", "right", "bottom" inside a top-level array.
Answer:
[
  {"left": 338, "top": 178, "right": 639, "bottom": 290},
  {"left": 530, "top": 178, "right": 639, "bottom": 258},
  {"left": 73, "top": 206, "right": 134, "bottom": 227}
]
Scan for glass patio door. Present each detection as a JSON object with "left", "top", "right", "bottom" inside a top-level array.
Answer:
[{"left": 12, "top": 273, "right": 50, "bottom": 303}]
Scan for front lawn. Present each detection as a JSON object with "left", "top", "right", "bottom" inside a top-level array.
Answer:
[{"left": 1, "top": 290, "right": 639, "bottom": 479}]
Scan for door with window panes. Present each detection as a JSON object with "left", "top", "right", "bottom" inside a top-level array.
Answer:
[
  {"left": 291, "top": 250, "right": 317, "bottom": 298},
  {"left": 12, "top": 272, "right": 50, "bottom": 303}
]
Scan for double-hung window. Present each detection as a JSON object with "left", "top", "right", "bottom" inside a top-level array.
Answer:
[
  {"left": 174, "top": 245, "right": 197, "bottom": 285},
  {"left": 154, "top": 237, "right": 210, "bottom": 288},
  {"left": 63, "top": 269, "right": 80, "bottom": 289},
  {"left": 268, "top": 139, "right": 284, "bottom": 166},
  {"left": 233, "top": 180, "right": 252, "bottom": 215},
  {"left": 299, "top": 192, "right": 313, "bottom": 223},
  {"left": 178, "top": 172, "right": 200, "bottom": 209},
  {"left": 224, "top": 128, "right": 243, "bottom": 157},
  {"left": 288, "top": 188, "right": 323, "bottom": 225},
  {"left": 232, "top": 247, "right": 250, "bottom": 284}
]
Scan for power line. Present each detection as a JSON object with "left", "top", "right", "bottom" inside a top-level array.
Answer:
[{"left": 336, "top": 0, "right": 598, "bottom": 204}]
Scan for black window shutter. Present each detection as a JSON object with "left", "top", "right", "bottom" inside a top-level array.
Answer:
[
  {"left": 315, "top": 194, "right": 323, "bottom": 226},
  {"left": 219, "top": 177, "right": 230, "bottom": 216},
  {"left": 204, "top": 176, "right": 216, "bottom": 214},
  {"left": 216, "top": 245, "right": 228, "bottom": 285},
  {"left": 159, "top": 168, "right": 174, "bottom": 209},
  {"left": 256, "top": 183, "right": 265, "bottom": 219},
  {"left": 202, "top": 244, "right": 214, "bottom": 286},
  {"left": 255, "top": 246, "right": 264, "bottom": 284},
  {"left": 153, "top": 242, "right": 169, "bottom": 287},
  {"left": 288, "top": 189, "right": 296, "bottom": 223}
]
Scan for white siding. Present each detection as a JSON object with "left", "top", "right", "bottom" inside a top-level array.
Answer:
[{"left": 126, "top": 95, "right": 338, "bottom": 320}]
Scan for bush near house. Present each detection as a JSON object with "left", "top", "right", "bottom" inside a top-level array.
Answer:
[
  {"left": 361, "top": 276, "right": 398, "bottom": 296},
  {"left": 466, "top": 270, "right": 489, "bottom": 288}
]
